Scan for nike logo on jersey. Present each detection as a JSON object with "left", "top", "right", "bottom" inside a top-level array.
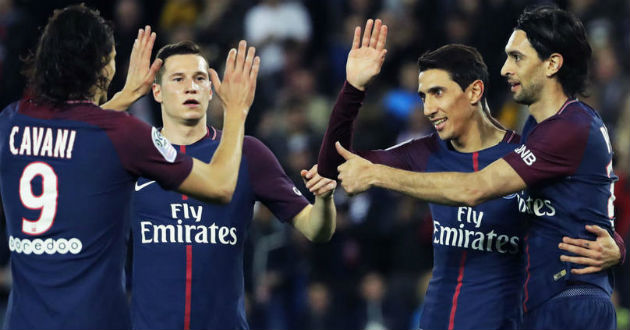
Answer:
[{"left": 135, "top": 180, "right": 156, "bottom": 191}]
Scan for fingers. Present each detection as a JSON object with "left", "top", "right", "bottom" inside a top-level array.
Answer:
[
  {"left": 243, "top": 46, "right": 256, "bottom": 78},
  {"left": 558, "top": 242, "right": 600, "bottom": 259},
  {"left": 146, "top": 58, "right": 163, "bottom": 83},
  {"left": 208, "top": 68, "right": 221, "bottom": 90},
  {"left": 560, "top": 254, "right": 603, "bottom": 267},
  {"left": 250, "top": 56, "right": 261, "bottom": 82},
  {"left": 369, "top": 19, "right": 382, "bottom": 48},
  {"left": 585, "top": 224, "right": 608, "bottom": 237},
  {"left": 570, "top": 266, "right": 602, "bottom": 275},
  {"left": 224, "top": 48, "right": 237, "bottom": 77},
  {"left": 335, "top": 141, "right": 354, "bottom": 160},
  {"left": 352, "top": 26, "right": 361, "bottom": 50},
  {"left": 362, "top": 19, "right": 373, "bottom": 48},
  {"left": 376, "top": 25, "right": 388, "bottom": 51},
  {"left": 234, "top": 40, "right": 247, "bottom": 74},
  {"left": 561, "top": 236, "right": 595, "bottom": 249}
]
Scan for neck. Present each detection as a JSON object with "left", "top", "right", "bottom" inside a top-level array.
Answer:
[
  {"left": 161, "top": 116, "right": 208, "bottom": 145},
  {"left": 450, "top": 106, "right": 506, "bottom": 153},
  {"left": 528, "top": 82, "right": 569, "bottom": 123}
]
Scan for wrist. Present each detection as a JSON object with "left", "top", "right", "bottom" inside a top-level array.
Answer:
[{"left": 346, "top": 79, "right": 366, "bottom": 92}]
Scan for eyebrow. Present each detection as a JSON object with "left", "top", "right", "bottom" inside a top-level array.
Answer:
[
  {"left": 418, "top": 86, "right": 444, "bottom": 98},
  {"left": 167, "top": 71, "right": 208, "bottom": 78},
  {"left": 506, "top": 50, "right": 525, "bottom": 57}
]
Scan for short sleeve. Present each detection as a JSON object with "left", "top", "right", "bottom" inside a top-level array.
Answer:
[
  {"left": 108, "top": 115, "right": 193, "bottom": 190},
  {"left": 243, "top": 136, "right": 309, "bottom": 222},
  {"left": 503, "top": 116, "right": 589, "bottom": 186}
]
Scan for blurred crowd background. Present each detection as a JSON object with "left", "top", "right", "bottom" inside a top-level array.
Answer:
[{"left": 0, "top": 0, "right": 628, "bottom": 329}]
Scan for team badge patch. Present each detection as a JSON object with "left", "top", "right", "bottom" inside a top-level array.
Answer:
[{"left": 151, "top": 127, "right": 177, "bottom": 163}]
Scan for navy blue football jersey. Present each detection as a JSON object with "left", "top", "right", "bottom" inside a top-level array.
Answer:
[
  {"left": 503, "top": 99, "right": 617, "bottom": 312},
  {"left": 319, "top": 83, "right": 525, "bottom": 329},
  {"left": 130, "top": 128, "right": 309, "bottom": 330},
  {"left": 0, "top": 99, "right": 193, "bottom": 329}
]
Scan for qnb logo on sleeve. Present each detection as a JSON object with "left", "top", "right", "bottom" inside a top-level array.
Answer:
[
  {"left": 9, "top": 235, "right": 83, "bottom": 255},
  {"left": 514, "top": 145, "right": 537, "bottom": 166},
  {"left": 151, "top": 127, "right": 177, "bottom": 163}
]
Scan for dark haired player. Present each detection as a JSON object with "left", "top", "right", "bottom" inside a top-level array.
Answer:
[
  {"left": 0, "top": 5, "right": 260, "bottom": 329},
  {"left": 129, "top": 40, "right": 336, "bottom": 330},
  {"left": 316, "top": 18, "right": 624, "bottom": 329}
]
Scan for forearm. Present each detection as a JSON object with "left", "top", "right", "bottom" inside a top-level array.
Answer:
[
  {"left": 614, "top": 231, "right": 626, "bottom": 265},
  {"left": 370, "top": 164, "right": 483, "bottom": 206},
  {"left": 101, "top": 90, "right": 138, "bottom": 111},
  {"left": 295, "top": 196, "right": 336, "bottom": 243},
  {"left": 205, "top": 113, "right": 246, "bottom": 198},
  {"left": 318, "top": 82, "right": 364, "bottom": 178}
]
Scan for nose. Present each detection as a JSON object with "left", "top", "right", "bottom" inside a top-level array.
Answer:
[
  {"left": 500, "top": 59, "right": 511, "bottom": 78},
  {"left": 423, "top": 97, "right": 437, "bottom": 118},
  {"left": 185, "top": 78, "right": 199, "bottom": 94}
]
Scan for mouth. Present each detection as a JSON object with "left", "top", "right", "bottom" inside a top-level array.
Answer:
[
  {"left": 183, "top": 99, "right": 200, "bottom": 107},
  {"left": 508, "top": 81, "right": 521, "bottom": 92},
  {"left": 431, "top": 118, "right": 447, "bottom": 131}
]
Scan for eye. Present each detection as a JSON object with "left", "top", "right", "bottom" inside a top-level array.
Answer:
[
  {"left": 173, "top": 77, "right": 183, "bottom": 82},
  {"left": 513, "top": 54, "right": 521, "bottom": 62},
  {"left": 196, "top": 76, "right": 207, "bottom": 81},
  {"left": 434, "top": 89, "right": 443, "bottom": 97}
]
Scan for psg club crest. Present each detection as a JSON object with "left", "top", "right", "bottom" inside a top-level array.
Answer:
[{"left": 151, "top": 127, "right": 177, "bottom": 163}]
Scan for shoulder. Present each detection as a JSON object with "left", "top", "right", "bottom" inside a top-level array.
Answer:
[{"left": 386, "top": 133, "right": 440, "bottom": 153}]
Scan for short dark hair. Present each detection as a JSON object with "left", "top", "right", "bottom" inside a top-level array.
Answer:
[
  {"left": 516, "top": 4, "right": 591, "bottom": 97},
  {"left": 154, "top": 40, "right": 203, "bottom": 84},
  {"left": 24, "top": 4, "right": 114, "bottom": 105},
  {"left": 418, "top": 44, "right": 504, "bottom": 129},
  {"left": 417, "top": 44, "right": 489, "bottom": 97}
]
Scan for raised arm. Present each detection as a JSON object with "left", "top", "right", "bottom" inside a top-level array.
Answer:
[
  {"left": 102, "top": 26, "right": 163, "bottom": 111},
  {"left": 177, "top": 41, "right": 260, "bottom": 203},
  {"left": 318, "top": 18, "right": 388, "bottom": 178}
]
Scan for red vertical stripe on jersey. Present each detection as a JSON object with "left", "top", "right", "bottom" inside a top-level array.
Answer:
[
  {"left": 447, "top": 152, "right": 479, "bottom": 329},
  {"left": 448, "top": 251, "right": 468, "bottom": 330},
  {"left": 184, "top": 245, "right": 192, "bottom": 329},
  {"left": 179, "top": 145, "right": 188, "bottom": 200},
  {"left": 522, "top": 235, "right": 531, "bottom": 313}
]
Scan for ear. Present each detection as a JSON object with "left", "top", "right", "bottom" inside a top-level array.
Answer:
[
  {"left": 546, "top": 53, "right": 563, "bottom": 77},
  {"left": 152, "top": 83, "right": 162, "bottom": 103},
  {"left": 208, "top": 81, "right": 213, "bottom": 101},
  {"left": 467, "top": 80, "right": 484, "bottom": 105}
]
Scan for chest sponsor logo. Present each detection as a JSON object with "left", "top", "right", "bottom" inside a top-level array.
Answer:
[
  {"left": 516, "top": 194, "right": 556, "bottom": 217},
  {"left": 140, "top": 202, "right": 238, "bottom": 245},
  {"left": 432, "top": 207, "right": 520, "bottom": 254},
  {"left": 135, "top": 180, "right": 156, "bottom": 191},
  {"left": 514, "top": 145, "right": 536, "bottom": 166},
  {"left": 151, "top": 127, "right": 177, "bottom": 163}
]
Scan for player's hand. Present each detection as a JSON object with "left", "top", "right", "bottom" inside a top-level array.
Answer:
[
  {"left": 302, "top": 165, "right": 336, "bottom": 199},
  {"left": 559, "top": 224, "right": 621, "bottom": 274},
  {"left": 336, "top": 142, "right": 374, "bottom": 195},
  {"left": 346, "top": 18, "right": 388, "bottom": 91},
  {"left": 209, "top": 40, "right": 260, "bottom": 121},
  {"left": 121, "top": 26, "right": 163, "bottom": 102}
]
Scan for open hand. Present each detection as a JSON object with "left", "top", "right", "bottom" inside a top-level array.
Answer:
[
  {"left": 302, "top": 165, "right": 336, "bottom": 199},
  {"left": 346, "top": 19, "right": 388, "bottom": 91},
  {"left": 121, "top": 25, "right": 163, "bottom": 100},
  {"left": 559, "top": 224, "right": 621, "bottom": 274},
  {"left": 209, "top": 40, "right": 260, "bottom": 121}
]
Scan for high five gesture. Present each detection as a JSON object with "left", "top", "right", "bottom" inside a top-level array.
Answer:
[{"left": 346, "top": 19, "right": 388, "bottom": 91}]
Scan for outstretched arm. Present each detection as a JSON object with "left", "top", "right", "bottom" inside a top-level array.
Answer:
[
  {"left": 292, "top": 165, "right": 337, "bottom": 242},
  {"left": 102, "top": 25, "right": 163, "bottom": 111},
  {"left": 335, "top": 142, "right": 527, "bottom": 206},
  {"left": 318, "top": 18, "right": 388, "bottom": 179},
  {"left": 177, "top": 41, "right": 260, "bottom": 204}
]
